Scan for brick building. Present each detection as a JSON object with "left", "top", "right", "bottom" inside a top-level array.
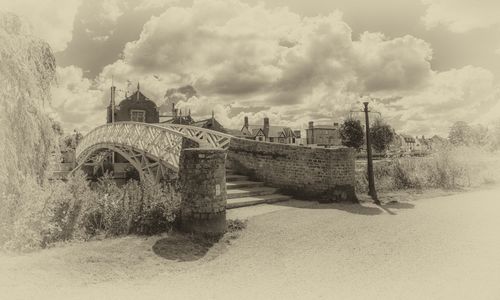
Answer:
[
  {"left": 107, "top": 84, "right": 159, "bottom": 124},
  {"left": 306, "top": 121, "right": 341, "bottom": 147},
  {"left": 240, "top": 117, "right": 299, "bottom": 144}
]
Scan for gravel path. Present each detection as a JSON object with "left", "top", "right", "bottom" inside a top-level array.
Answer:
[{"left": 2, "top": 186, "right": 500, "bottom": 299}]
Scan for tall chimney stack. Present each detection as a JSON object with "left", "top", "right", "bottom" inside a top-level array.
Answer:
[
  {"left": 308, "top": 121, "right": 314, "bottom": 129},
  {"left": 244, "top": 116, "right": 249, "bottom": 128},
  {"left": 110, "top": 85, "right": 116, "bottom": 123},
  {"left": 263, "top": 117, "right": 270, "bottom": 140}
]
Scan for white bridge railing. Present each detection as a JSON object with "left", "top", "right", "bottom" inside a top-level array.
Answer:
[
  {"left": 157, "top": 123, "right": 232, "bottom": 150},
  {"left": 74, "top": 122, "right": 233, "bottom": 179}
]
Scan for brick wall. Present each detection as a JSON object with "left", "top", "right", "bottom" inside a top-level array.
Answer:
[
  {"left": 227, "top": 138, "right": 357, "bottom": 202},
  {"left": 179, "top": 148, "right": 227, "bottom": 235}
]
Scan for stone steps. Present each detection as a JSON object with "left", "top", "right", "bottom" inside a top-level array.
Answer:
[
  {"left": 226, "top": 174, "right": 249, "bottom": 182},
  {"left": 226, "top": 186, "right": 279, "bottom": 199},
  {"left": 226, "top": 180, "right": 265, "bottom": 189},
  {"left": 225, "top": 170, "right": 291, "bottom": 209},
  {"left": 227, "top": 194, "right": 292, "bottom": 209}
]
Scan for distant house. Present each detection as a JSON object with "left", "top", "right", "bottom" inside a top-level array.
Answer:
[
  {"left": 159, "top": 103, "right": 227, "bottom": 133},
  {"left": 305, "top": 121, "right": 341, "bottom": 147},
  {"left": 398, "top": 134, "right": 416, "bottom": 152},
  {"left": 190, "top": 114, "right": 227, "bottom": 133},
  {"left": 240, "top": 117, "right": 299, "bottom": 144},
  {"left": 428, "top": 135, "right": 448, "bottom": 150},
  {"left": 107, "top": 86, "right": 159, "bottom": 124}
]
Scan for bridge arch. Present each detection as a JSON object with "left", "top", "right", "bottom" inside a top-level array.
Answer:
[{"left": 72, "top": 122, "right": 232, "bottom": 182}]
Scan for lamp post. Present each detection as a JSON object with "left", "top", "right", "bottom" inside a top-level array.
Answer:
[{"left": 363, "top": 101, "right": 379, "bottom": 204}]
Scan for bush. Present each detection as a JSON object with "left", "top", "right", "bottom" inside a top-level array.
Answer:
[
  {"left": 0, "top": 171, "right": 181, "bottom": 251},
  {"left": 78, "top": 174, "right": 181, "bottom": 238},
  {"left": 356, "top": 146, "right": 500, "bottom": 192}
]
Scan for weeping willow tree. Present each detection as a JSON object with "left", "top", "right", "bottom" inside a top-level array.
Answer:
[{"left": 0, "top": 11, "right": 57, "bottom": 194}]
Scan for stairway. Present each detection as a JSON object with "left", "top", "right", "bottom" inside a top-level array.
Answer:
[{"left": 225, "top": 168, "right": 292, "bottom": 209}]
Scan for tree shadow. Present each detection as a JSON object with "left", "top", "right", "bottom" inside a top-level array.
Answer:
[
  {"left": 152, "top": 232, "right": 216, "bottom": 262},
  {"left": 274, "top": 199, "right": 415, "bottom": 216}
]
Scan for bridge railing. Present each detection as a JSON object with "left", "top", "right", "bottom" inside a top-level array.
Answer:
[
  {"left": 156, "top": 123, "right": 233, "bottom": 150},
  {"left": 76, "top": 122, "right": 204, "bottom": 165}
]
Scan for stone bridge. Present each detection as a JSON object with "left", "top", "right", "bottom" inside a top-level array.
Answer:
[{"left": 72, "top": 121, "right": 357, "bottom": 235}]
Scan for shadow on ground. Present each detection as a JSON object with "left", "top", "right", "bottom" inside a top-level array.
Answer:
[
  {"left": 274, "top": 199, "right": 415, "bottom": 216},
  {"left": 152, "top": 233, "right": 216, "bottom": 262}
]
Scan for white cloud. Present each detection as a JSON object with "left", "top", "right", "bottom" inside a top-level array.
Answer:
[
  {"left": 421, "top": 0, "right": 500, "bottom": 32},
  {"left": 0, "top": 0, "right": 82, "bottom": 51},
  {"left": 49, "top": 66, "right": 105, "bottom": 133},
  {"left": 47, "top": 0, "right": 500, "bottom": 137}
]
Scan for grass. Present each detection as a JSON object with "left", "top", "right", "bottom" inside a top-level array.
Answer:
[{"left": 356, "top": 146, "right": 500, "bottom": 193}]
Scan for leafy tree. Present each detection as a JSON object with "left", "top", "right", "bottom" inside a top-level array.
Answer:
[
  {"left": 340, "top": 118, "right": 364, "bottom": 150},
  {"left": 0, "top": 12, "right": 56, "bottom": 193},
  {"left": 370, "top": 119, "right": 395, "bottom": 152},
  {"left": 448, "top": 121, "right": 474, "bottom": 146},
  {"left": 62, "top": 130, "right": 83, "bottom": 151}
]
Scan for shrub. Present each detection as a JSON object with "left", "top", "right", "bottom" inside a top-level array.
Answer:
[
  {"left": 355, "top": 146, "right": 500, "bottom": 192},
  {"left": 1, "top": 171, "right": 182, "bottom": 251},
  {"left": 78, "top": 174, "right": 181, "bottom": 238}
]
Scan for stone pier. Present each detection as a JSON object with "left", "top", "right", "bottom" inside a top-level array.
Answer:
[{"left": 178, "top": 148, "right": 227, "bottom": 235}]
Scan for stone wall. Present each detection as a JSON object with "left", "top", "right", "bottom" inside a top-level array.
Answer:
[
  {"left": 178, "top": 148, "right": 227, "bottom": 235},
  {"left": 227, "top": 138, "right": 357, "bottom": 202}
]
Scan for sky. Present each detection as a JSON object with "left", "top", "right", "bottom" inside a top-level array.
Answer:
[{"left": 2, "top": 0, "right": 500, "bottom": 136}]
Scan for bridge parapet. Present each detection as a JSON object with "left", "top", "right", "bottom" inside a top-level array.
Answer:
[
  {"left": 227, "top": 138, "right": 357, "bottom": 202},
  {"left": 157, "top": 123, "right": 233, "bottom": 150}
]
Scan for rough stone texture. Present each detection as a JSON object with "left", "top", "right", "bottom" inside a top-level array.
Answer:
[
  {"left": 179, "top": 148, "right": 227, "bottom": 235},
  {"left": 227, "top": 138, "right": 357, "bottom": 202}
]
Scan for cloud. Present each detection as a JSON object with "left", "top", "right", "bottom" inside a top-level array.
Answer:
[
  {"left": 421, "top": 0, "right": 500, "bottom": 32},
  {"left": 48, "top": 0, "right": 500, "bottom": 137},
  {"left": 99, "top": 1, "right": 435, "bottom": 121},
  {"left": 373, "top": 66, "right": 500, "bottom": 135},
  {"left": 49, "top": 66, "right": 105, "bottom": 133},
  {"left": 0, "top": 0, "right": 82, "bottom": 52}
]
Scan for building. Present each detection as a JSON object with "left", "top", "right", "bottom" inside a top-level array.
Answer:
[
  {"left": 159, "top": 101, "right": 226, "bottom": 133},
  {"left": 190, "top": 112, "right": 227, "bottom": 133},
  {"left": 107, "top": 84, "right": 159, "bottom": 124},
  {"left": 240, "top": 117, "right": 299, "bottom": 144},
  {"left": 306, "top": 121, "right": 341, "bottom": 147}
]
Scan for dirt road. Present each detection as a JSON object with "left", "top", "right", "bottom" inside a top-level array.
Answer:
[{"left": 2, "top": 186, "right": 500, "bottom": 299}]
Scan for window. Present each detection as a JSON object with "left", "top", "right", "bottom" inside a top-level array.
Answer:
[
  {"left": 130, "top": 110, "right": 146, "bottom": 122},
  {"left": 269, "top": 137, "right": 274, "bottom": 142}
]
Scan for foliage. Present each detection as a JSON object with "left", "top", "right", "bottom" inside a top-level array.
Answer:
[
  {"left": 448, "top": 121, "right": 474, "bottom": 146},
  {"left": 227, "top": 219, "right": 247, "bottom": 232},
  {"left": 60, "top": 130, "right": 83, "bottom": 151},
  {"left": 0, "top": 171, "right": 181, "bottom": 251},
  {"left": 370, "top": 118, "right": 395, "bottom": 152},
  {"left": 340, "top": 118, "right": 365, "bottom": 150},
  {"left": 0, "top": 12, "right": 57, "bottom": 194},
  {"left": 356, "top": 146, "right": 500, "bottom": 192}
]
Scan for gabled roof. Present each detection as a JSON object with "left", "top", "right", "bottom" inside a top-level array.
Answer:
[
  {"left": 241, "top": 125, "right": 296, "bottom": 138},
  {"left": 116, "top": 90, "right": 158, "bottom": 109},
  {"left": 399, "top": 134, "right": 416, "bottom": 142},
  {"left": 159, "top": 115, "right": 195, "bottom": 125}
]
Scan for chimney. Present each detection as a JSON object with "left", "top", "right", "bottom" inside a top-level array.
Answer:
[
  {"left": 110, "top": 85, "right": 116, "bottom": 123},
  {"left": 308, "top": 121, "right": 314, "bottom": 129},
  {"left": 244, "top": 116, "right": 249, "bottom": 128},
  {"left": 136, "top": 82, "right": 140, "bottom": 101},
  {"left": 172, "top": 103, "right": 176, "bottom": 117},
  {"left": 263, "top": 117, "right": 270, "bottom": 140}
]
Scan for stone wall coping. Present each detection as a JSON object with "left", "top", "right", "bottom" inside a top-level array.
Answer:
[{"left": 229, "top": 136, "right": 351, "bottom": 153}]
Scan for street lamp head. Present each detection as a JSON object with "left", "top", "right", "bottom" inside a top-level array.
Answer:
[{"left": 363, "top": 101, "right": 369, "bottom": 106}]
